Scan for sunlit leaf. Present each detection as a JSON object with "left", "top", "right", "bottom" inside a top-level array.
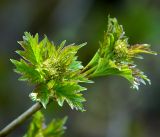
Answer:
[{"left": 11, "top": 32, "right": 88, "bottom": 110}]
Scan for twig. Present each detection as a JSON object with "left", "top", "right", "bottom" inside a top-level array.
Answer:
[{"left": 0, "top": 102, "right": 42, "bottom": 137}]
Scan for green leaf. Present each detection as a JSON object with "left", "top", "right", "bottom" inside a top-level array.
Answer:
[
  {"left": 23, "top": 111, "right": 44, "bottom": 137},
  {"left": 10, "top": 59, "right": 44, "bottom": 83},
  {"left": 24, "top": 111, "right": 67, "bottom": 137},
  {"left": 17, "top": 32, "right": 41, "bottom": 64},
  {"left": 43, "top": 117, "right": 67, "bottom": 137},
  {"left": 55, "top": 82, "right": 86, "bottom": 111},
  {"left": 30, "top": 84, "right": 50, "bottom": 108}
]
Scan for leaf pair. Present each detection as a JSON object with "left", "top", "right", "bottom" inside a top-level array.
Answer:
[{"left": 11, "top": 16, "right": 157, "bottom": 111}]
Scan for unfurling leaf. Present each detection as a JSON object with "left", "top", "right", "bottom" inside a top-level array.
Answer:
[{"left": 82, "top": 17, "right": 156, "bottom": 90}]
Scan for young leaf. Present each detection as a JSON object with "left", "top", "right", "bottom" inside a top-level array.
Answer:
[{"left": 11, "top": 32, "right": 89, "bottom": 110}]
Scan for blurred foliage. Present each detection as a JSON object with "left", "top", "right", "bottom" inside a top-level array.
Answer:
[{"left": 24, "top": 111, "right": 67, "bottom": 137}]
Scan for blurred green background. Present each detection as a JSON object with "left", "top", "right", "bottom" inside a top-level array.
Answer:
[{"left": 0, "top": 0, "right": 160, "bottom": 137}]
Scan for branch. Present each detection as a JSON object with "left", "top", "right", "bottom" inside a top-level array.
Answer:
[{"left": 0, "top": 102, "right": 42, "bottom": 137}]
